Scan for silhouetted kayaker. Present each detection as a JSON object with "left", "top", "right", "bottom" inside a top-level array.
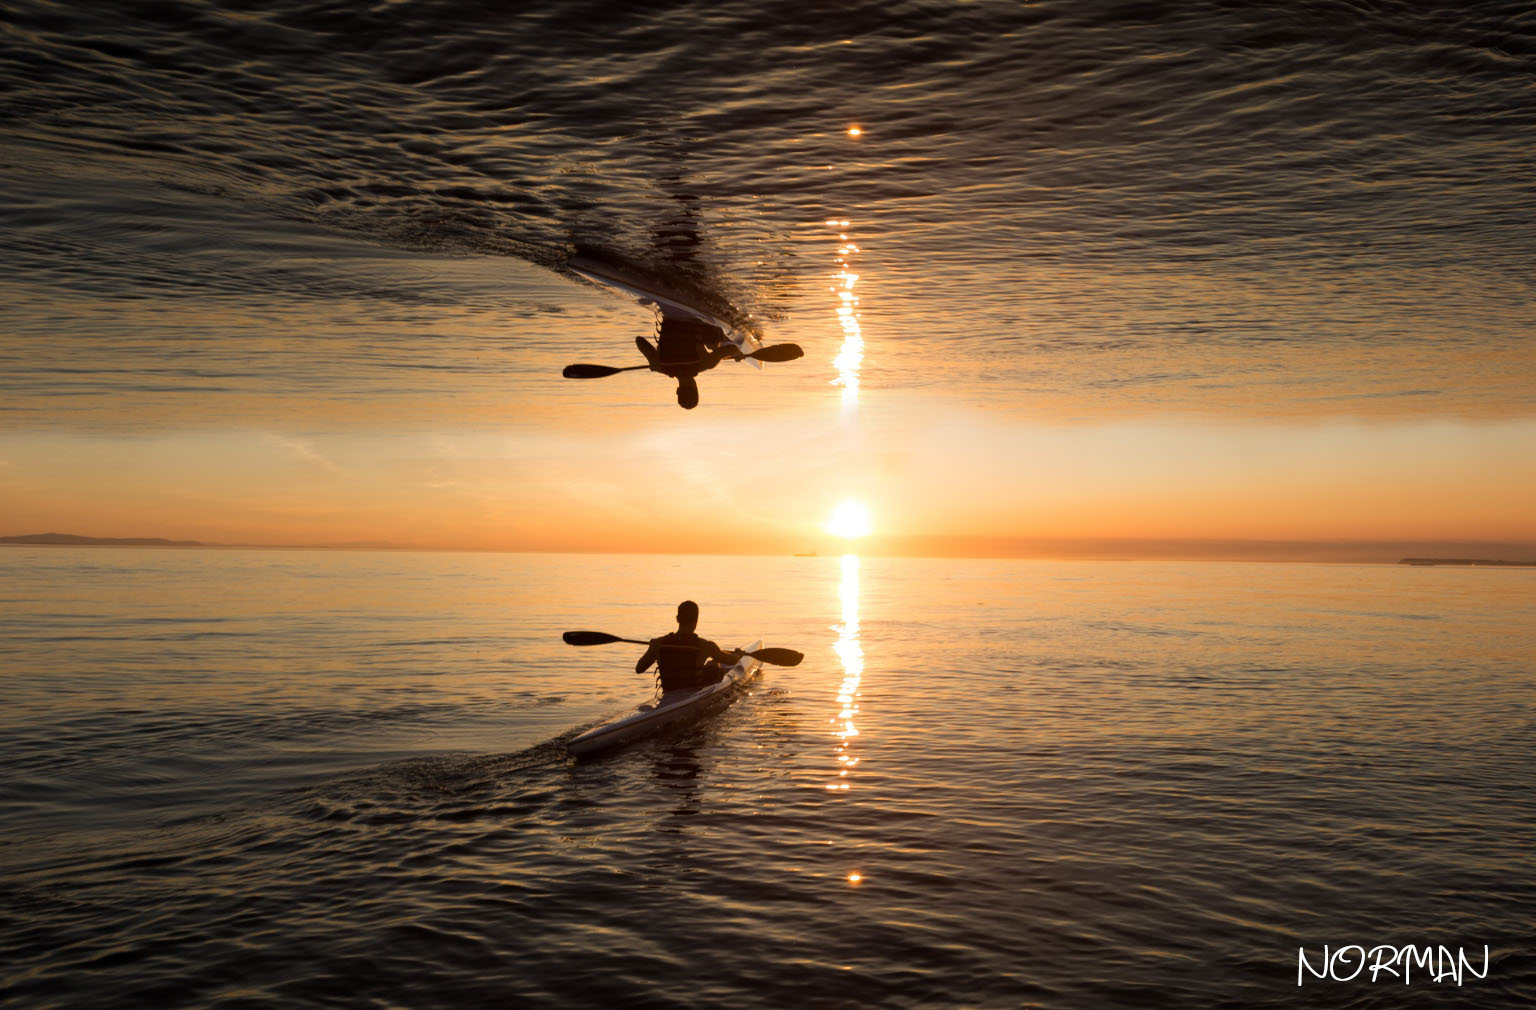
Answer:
[
  {"left": 636, "top": 600, "right": 744, "bottom": 690},
  {"left": 562, "top": 257, "right": 806, "bottom": 404},
  {"left": 635, "top": 318, "right": 744, "bottom": 409}
]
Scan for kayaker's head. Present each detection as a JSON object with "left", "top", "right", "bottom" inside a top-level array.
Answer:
[
  {"left": 675, "top": 375, "right": 699, "bottom": 410},
  {"left": 675, "top": 599, "right": 699, "bottom": 633}
]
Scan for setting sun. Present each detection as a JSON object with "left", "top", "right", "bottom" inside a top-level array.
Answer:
[{"left": 826, "top": 500, "right": 873, "bottom": 538}]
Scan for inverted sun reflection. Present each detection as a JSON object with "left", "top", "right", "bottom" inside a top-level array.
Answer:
[
  {"left": 825, "top": 218, "right": 863, "bottom": 408},
  {"left": 829, "top": 553, "right": 862, "bottom": 795}
]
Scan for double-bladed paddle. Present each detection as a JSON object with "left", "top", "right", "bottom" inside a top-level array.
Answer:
[
  {"left": 561, "top": 363, "right": 649, "bottom": 378},
  {"left": 743, "top": 343, "right": 804, "bottom": 363},
  {"left": 562, "top": 630, "right": 803, "bottom": 667},
  {"left": 562, "top": 342, "right": 804, "bottom": 379}
]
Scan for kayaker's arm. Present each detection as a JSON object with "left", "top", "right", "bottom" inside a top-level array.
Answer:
[
  {"left": 703, "top": 343, "right": 743, "bottom": 368},
  {"left": 701, "top": 639, "right": 742, "bottom": 665},
  {"left": 636, "top": 640, "right": 660, "bottom": 674},
  {"left": 635, "top": 335, "right": 660, "bottom": 370}
]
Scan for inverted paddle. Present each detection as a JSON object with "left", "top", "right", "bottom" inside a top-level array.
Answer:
[
  {"left": 743, "top": 343, "right": 803, "bottom": 362},
  {"left": 562, "top": 342, "right": 804, "bottom": 379},
  {"left": 562, "top": 363, "right": 650, "bottom": 379},
  {"left": 562, "top": 630, "right": 803, "bottom": 667}
]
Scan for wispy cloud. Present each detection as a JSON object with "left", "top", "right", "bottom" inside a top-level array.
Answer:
[{"left": 269, "top": 435, "right": 343, "bottom": 474}]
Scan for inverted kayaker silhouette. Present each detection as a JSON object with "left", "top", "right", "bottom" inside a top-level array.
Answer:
[
  {"left": 561, "top": 256, "right": 803, "bottom": 409},
  {"left": 635, "top": 600, "right": 744, "bottom": 690},
  {"left": 635, "top": 319, "right": 745, "bottom": 409}
]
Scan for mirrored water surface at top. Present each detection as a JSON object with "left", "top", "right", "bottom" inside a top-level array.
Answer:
[{"left": 5, "top": 0, "right": 1535, "bottom": 425}]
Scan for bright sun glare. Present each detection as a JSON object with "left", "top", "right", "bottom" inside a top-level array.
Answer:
[{"left": 826, "top": 500, "right": 872, "bottom": 538}]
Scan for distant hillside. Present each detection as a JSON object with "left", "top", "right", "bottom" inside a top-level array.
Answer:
[{"left": 0, "top": 532, "right": 206, "bottom": 547}]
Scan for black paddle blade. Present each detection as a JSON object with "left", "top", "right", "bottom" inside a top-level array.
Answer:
[
  {"left": 748, "top": 647, "right": 804, "bottom": 666},
  {"left": 562, "top": 363, "right": 627, "bottom": 379},
  {"left": 745, "top": 343, "right": 804, "bottom": 363},
  {"left": 563, "top": 630, "right": 627, "bottom": 646}
]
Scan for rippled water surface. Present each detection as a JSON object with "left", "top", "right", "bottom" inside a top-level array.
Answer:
[
  {"left": 5, "top": 0, "right": 1535, "bottom": 424},
  {"left": 4, "top": 2, "right": 1536, "bottom": 1004},
  {"left": 2, "top": 547, "right": 1533, "bottom": 1008}
]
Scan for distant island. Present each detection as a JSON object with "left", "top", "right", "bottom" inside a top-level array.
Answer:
[
  {"left": 1, "top": 532, "right": 205, "bottom": 547},
  {"left": 0, "top": 533, "right": 402, "bottom": 550},
  {"left": 1399, "top": 557, "right": 1536, "bottom": 567}
]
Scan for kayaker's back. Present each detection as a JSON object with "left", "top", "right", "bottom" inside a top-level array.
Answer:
[
  {"left": 655, "top": 638, "right": 720, "bottom": 691},
  {"left": 658, "top": 318, "right": 723, "bottom": 363}
]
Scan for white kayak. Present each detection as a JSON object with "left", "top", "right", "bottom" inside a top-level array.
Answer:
[
  {"left": 567, "top": 256, "right": 765, "bottom": 368},
  {"left": 567, "top": 640, "right": 765, "bottom": 757}
]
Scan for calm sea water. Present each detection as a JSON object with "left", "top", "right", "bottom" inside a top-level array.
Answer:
[{"left": 2, "top": 547, "right": 1533, "bottom": 1008}]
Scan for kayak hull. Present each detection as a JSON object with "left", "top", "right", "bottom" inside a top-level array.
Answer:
[
  {"left": 567, "top": 256, "right": 765, "bottom": 367},
  {"left": 567, "top": 640, "right": 764, "bottom": 757}
]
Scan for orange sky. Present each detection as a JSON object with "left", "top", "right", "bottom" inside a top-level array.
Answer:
[
  {"left": 3, "top": 401, "right": 1534, "bottom": 558},
  {"left": 4, "top": 247, "right": 1534, "bottom": 559}
]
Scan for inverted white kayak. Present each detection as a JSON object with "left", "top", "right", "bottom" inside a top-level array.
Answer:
[
  {"left": 567, "top": 256, "right": 765, "bottom": 368},
  {"left": 567, "top": 640, "right": 764, "bottom": 757}
]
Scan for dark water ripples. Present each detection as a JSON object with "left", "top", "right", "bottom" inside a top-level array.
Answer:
[
  {"left": 4, "top": 0, "right": 1535, "bottom": 418},
  {"left": 12, "top": 550, "right": 1530, "bottom": 1007}
]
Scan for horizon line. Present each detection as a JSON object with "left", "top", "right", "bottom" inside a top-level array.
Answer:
[{"left": 5, "top": 532, "right": 1536, "bottom": 564}]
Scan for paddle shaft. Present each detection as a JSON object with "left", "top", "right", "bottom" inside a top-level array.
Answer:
[
  {"left": 562, "top": 630, "right": 802, "bottom": 666},
  {"left": 562, "top": 363, "right": 651, "bottom": 378},
  {"left": 563, "top": 342, "right": 801, "bottom": 378}
]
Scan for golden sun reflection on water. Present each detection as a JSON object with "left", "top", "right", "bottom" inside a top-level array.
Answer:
[
  {"left": 828, "top": 553, "right": 862, "bottom": 795},
  {"left": 825, "top": 218, "right": 863, "bottom": 408}
]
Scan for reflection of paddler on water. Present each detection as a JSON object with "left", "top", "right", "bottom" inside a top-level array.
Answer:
[
  {"left": 561, "top": 256, "right": 803, "bottom": 409},
  {"left": 635, "top": 320, "right": 744, "bottom": 409}
]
